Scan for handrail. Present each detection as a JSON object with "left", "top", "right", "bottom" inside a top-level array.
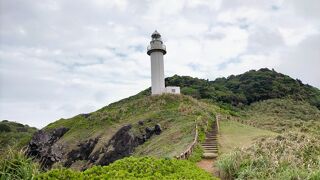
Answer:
[
  {"left": 176, "top": 121, "right": 198, "bottom": 159},
  {"left": 175, "top": 114, "right": 221, "bottom": 159}
]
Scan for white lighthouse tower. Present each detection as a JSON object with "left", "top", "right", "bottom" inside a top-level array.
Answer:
[
  {"left": 147, "top": 31, "right": 166, "bottom": 95},
  {"left": 147, "top": 31, "right": 180, "bottom": 95}
]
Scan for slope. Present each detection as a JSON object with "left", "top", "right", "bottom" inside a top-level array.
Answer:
[
  {"left": 239, "top": 98, "right": 320, "bottom": 136},
  {"left": 28, "top": 94, "right": 220, "bottom": 170},
  {"left": 218, "top": 120, "right": 277, "bottom": 154}
]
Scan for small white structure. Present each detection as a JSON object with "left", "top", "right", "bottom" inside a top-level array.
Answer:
[
  {"left": 166, "top": 86, "right": 180, "bottom": 94},
  {"left": 147, "top": 31, "right": 180, "bottom": 95}
]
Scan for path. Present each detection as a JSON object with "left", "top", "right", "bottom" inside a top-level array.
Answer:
[{"left": 197, "top": 116, "right": 219, "bottom": 175}]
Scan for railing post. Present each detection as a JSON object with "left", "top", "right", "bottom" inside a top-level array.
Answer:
[{"left": 216, "top": 114, "right": 220, "bottom": 133}]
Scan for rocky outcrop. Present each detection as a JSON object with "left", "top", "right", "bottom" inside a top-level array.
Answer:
[
  {"left": 26, "top": 127, "right": 69, "bottom": 169},
  {"left": 26, "top": 121, "right": 163, "bottom": 170},
  {"left": 91, "top": 123, "right": 162, "bottom": 166},
  {"left": 64, "top": 138, "right": 98, "bottom": 167},
  {"left": 91, "top": 125, "right": 139, "bottom": 166}
]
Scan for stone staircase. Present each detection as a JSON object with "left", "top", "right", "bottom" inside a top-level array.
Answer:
[{"left": 201, "top": 121, "right": 218, "bottom": 159}]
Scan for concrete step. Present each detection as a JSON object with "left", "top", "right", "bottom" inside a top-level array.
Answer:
[
  {"left": 202, "top": 145, "right": 217, "bottom": 147},
  {"left": 203, "top": 148, "right": 218, "bottom": 151},
  {"left": 203, "top": 141, "right": 217, "bottom": 144},
  {"left": 202, "top": 143, "right": 218, "bottom": 145},
  {"left": 203, "top": 147, "right": 218, "bottom": 151},
  {"left": 204, "top": 138, "right": 217, "bottom": 140},
  {"left": 202, "top": 143, "right": 217, "bottom": 145},
  {"left": 203, "top": 146, "right": 218, "bottom": 149},
  {"left": 204, "top": 150, "right": 218, "bottom": 153},
  {"left": 202, "top": 152, "right": 218, "bottom": 159}
]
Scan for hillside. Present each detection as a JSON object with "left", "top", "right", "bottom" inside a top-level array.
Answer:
[
  {"left": 0, "top": 120, "right": 37, "bottom": 154},
  {"left": 165, "top": 68, "right": 320, "bottom": 109},
  {"left": 218, "top": 120, "right": 276, "bottom": 154},
  {"left": 217, "top": 133, "right": 320, "bottom": 179},
  {"left": 239, "top": 98, "right": 320, "bottom": 136},
  {"left": 2, "top": 68, "right": 320, "bottom": 179},
  {"left": 27, "top": 94, "right": 220, "bottom": 170}
]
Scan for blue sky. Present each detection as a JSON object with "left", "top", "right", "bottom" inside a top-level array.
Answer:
[{"left": 0, "top": 0, "right": 319, "bottom": 128}]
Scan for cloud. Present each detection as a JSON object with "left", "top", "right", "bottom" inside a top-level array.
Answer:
[{"left": 0, "top": 0, "right": 319, "bottom": 128}]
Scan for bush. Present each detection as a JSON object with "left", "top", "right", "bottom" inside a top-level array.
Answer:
[
  {"left": 0, "top": 148, "right": 40, "bottom": 179},
  {"left": 217, "top": 133, "right": 320, "bottom": 180},
  {"left": 0, "top": 124, "right": 11, "bottom": 132},
  {"left": 35, "top": 157, "right": 217, "bottom": 179}
]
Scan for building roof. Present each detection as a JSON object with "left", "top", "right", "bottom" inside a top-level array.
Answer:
[{"left": 151, "top": 30, "right": 161, "bottom": 39}]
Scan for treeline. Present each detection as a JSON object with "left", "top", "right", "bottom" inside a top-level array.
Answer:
[{"left": 165, "top": 68, "right": 320, "bottom": 109}]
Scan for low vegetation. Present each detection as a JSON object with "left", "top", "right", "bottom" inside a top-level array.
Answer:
[
  {"left": 240, "top": 98, "right": 320, "bottom": 136},
  {"left": 35, "top": 157, "right": 217, "bottom": 179},
  {"left": 0, "top": 151, "right": 218, "bottom": 180},
  {"left": 0, "top": 120, "right": 37, "bottom": 154},
  {"left": 218, "top": 120, "right": 276, "bottom": 154},
  {"left": 0, "top": 148, "right": 40, "bottom": 179},
  {"left": 165, "top": 68, "right": 320, "bottom": 109},
  {"left": 217, "top": 133, "right": 320, "bottom": 180}
]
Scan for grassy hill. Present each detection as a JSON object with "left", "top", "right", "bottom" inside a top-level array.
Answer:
[
  {"left": 2, "top": 68, "right": 320, "bottom": 178},
  {"left": 40, "top": 94, "right": 221, "bottom": 169},
  {"left": 165, "top": 68, "right": 320, "bottom": 109},
  {"left": 0, "top": 120, "right": 37, "bottom": 154},
  {"left": 240, "top": 98, "right": 320, "bottom": 136}
]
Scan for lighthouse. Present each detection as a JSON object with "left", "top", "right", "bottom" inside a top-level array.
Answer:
[
  {"left": 147, "top": 31, "right": 180, "bottom": 95},
  {"left": 147, "top": 31, "right": 166, "bottom": 95}
]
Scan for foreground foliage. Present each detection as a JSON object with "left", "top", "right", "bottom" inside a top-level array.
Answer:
[
  {"left": 35, "top": 156, "right": 217, "bottom": 179},
  {"left": 217, "top": 133, "right": 320, "bottom": 180},
  {"left": 0, "top": 148, "right": 39, "bottom": 180}
]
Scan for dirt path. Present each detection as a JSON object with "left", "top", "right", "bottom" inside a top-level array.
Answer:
[{"left": 196, "top": 159, "right": 219, "bottom": 176}]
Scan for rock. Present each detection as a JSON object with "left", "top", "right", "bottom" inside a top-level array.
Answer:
[
  {"left": 138, "top": 120, "right": 144, "bottom": 126},
  {"left": 26, "top": 127, "right": 69, "bottom": 169},
  {"left": 64, "top": 138, "right": 99, "bottom": 167},
  {"left": 154, "top": 124, "right": 162, "bottom": 135},
  {"left": 94, "top": 124, "right": 142, "bottom": 166},
  {"left": 145, "top": 127, "right": 154, "bottom": 139}
]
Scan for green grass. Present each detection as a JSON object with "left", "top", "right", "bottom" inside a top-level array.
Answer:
[
  {"left": 42, "top": 94, "right": 221, "bottom": 168},
  {"left": 0, "top": 121, "right": 37, "bottom": 155},
  {"left": 217, "top": 133, "right": 320, "bottom": 180},
  {"left": 0, "top": 148, "right": 40, "bottom": 180},
  {"left": 219, "top": 120, "right": 277, "bottom": 154},
  {"left": 240, "top": 98, "right": 320, "bottom": 136}
]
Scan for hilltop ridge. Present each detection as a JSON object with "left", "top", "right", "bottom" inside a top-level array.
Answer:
[{"left": 165, "top": 68, "right": 320, "bottom": 109}]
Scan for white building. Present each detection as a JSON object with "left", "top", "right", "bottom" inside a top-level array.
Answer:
[{"left": 147, "top": 31, "right": 180, "bottom": 95}]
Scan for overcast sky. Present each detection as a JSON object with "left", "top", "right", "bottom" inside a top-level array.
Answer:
[{"left": 0, "top": 0, "right": 319, "bottom": 128}]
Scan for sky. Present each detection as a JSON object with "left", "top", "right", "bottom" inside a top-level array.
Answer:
[{"left": 0, "top": 0, "right": 319, "bottom": 128}]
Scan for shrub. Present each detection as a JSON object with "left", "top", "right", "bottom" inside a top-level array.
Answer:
[
  {"left": 35, "top": 157, "right": 217, "bottom": 179},
  {"left": 217, "top": 133, "right": 320, "bottom": 180},
  {"left": 188, "top": 145, "right": 204, "bottom": 163},
  {"left": 0, "top": 148, "right": 40, "bottom": 180},
  {"left": 0, "top": 124, "right": 11, "bottom": 132}
]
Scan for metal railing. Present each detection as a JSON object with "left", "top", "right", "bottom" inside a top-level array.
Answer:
[{"left": 147, "top": 44, "right": 166, "bottom": 51}]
